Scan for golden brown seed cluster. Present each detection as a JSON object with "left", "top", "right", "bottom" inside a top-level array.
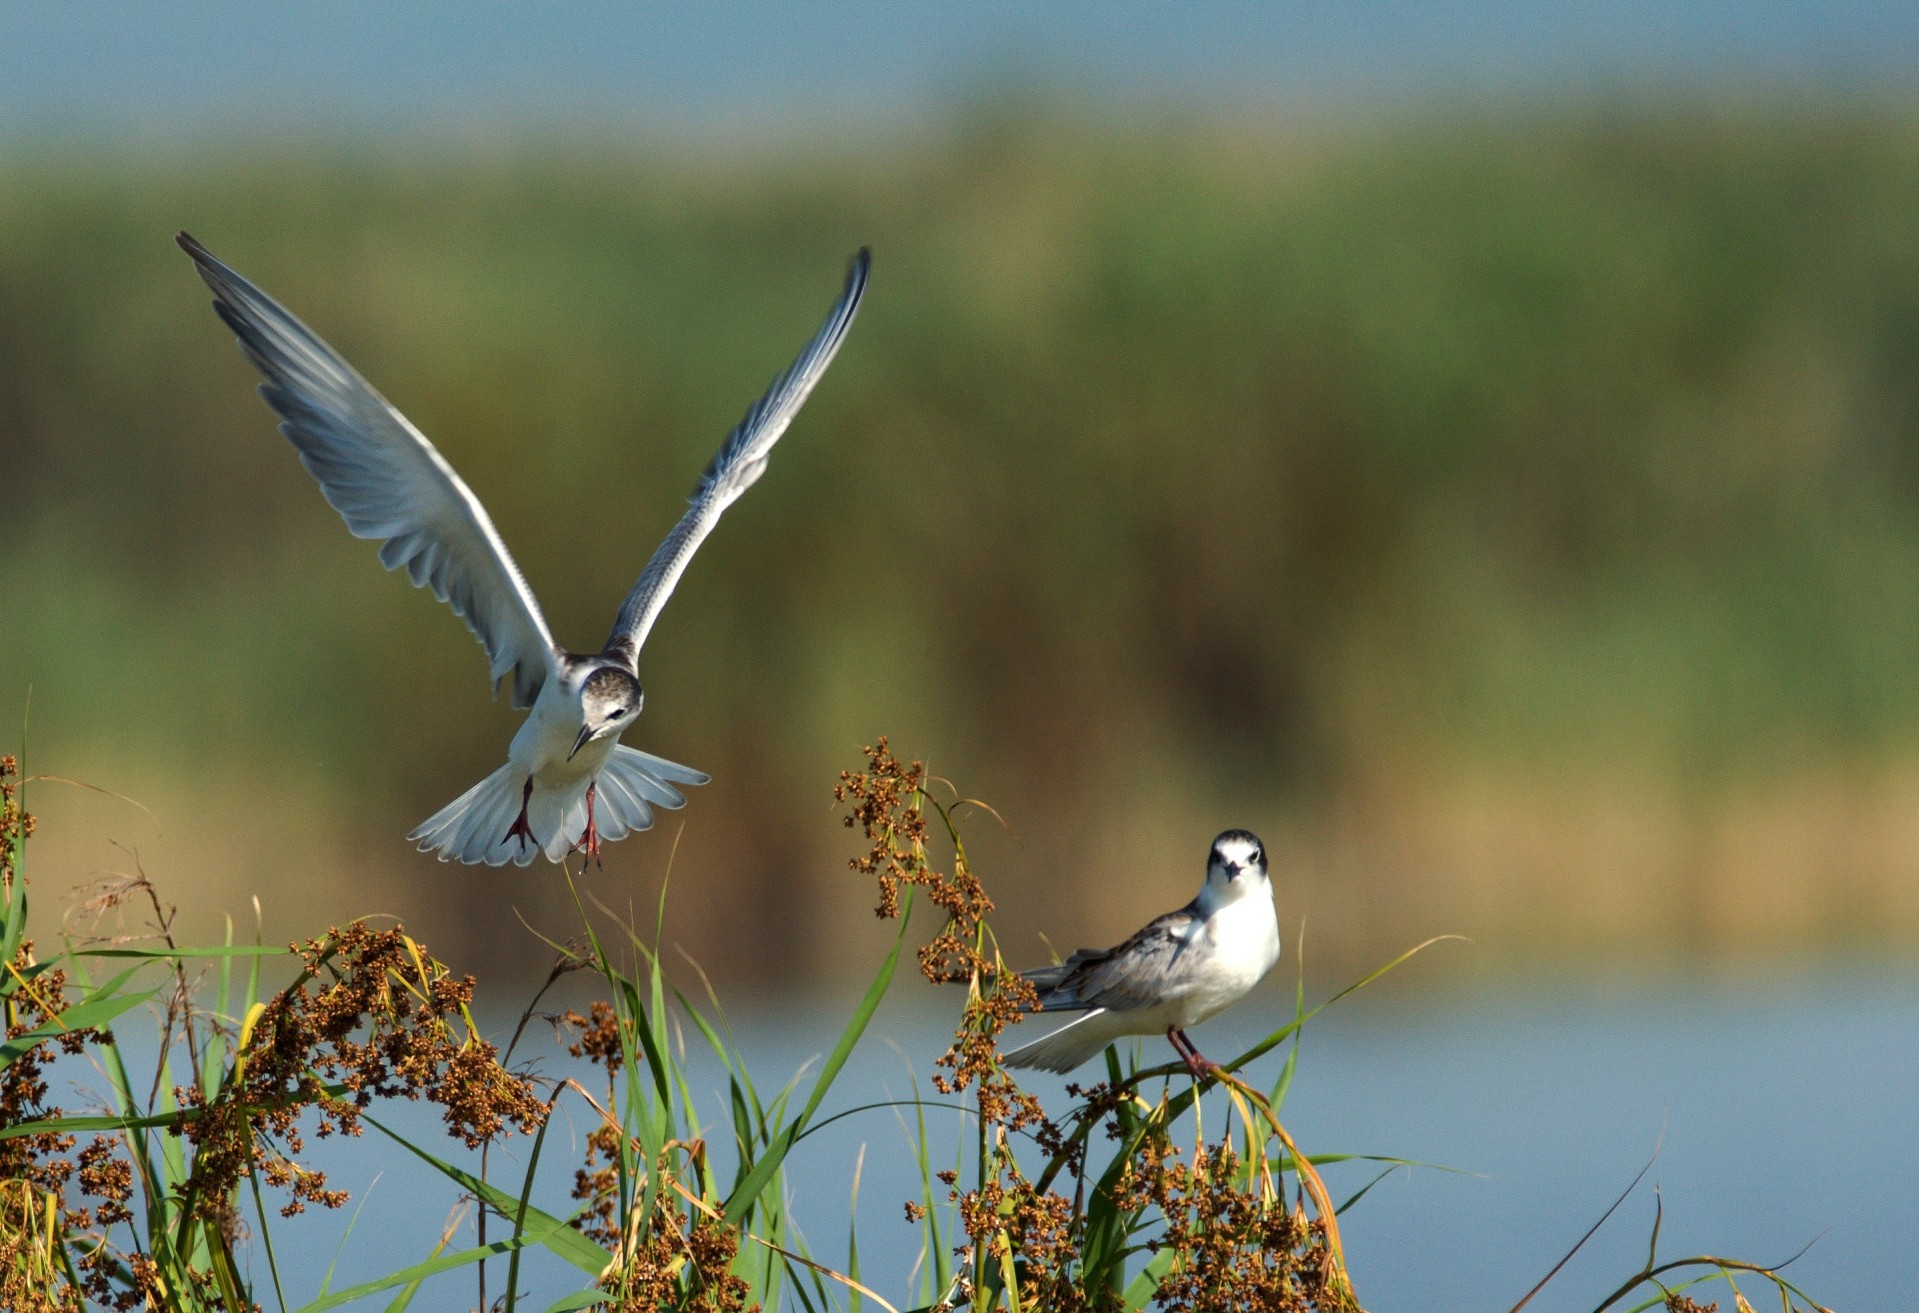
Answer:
[
  {"left": 0, "top": 759, "right": 127, "bottom": 1311},
  {"left": 836, "top": 740, "right": 1042, "bottom": 1119},
  {"left": 585, "top": 1148, "right": 756, "bottom": 1313},
  {"left": 561, "top": 998, "right": 626, "bottom": 1077},
  {"left": 179, "top": 921, "right": 546, "bottom": 1220},
  {"left": 0, "top": 756, "right": 31, "bottom": 887},
  {"left": 5, "top": 758, "right": 546, "bottom": 1309},
  {"left": 561, "top": 1002, "right": 629, "bottom": 1248},
  {"left": 570, "top": 1119, "right": 627, "bottom": 1249},
  {"left": 558, "top": 999, "right": 756, "bottom": 1310},
  {"left": 835, "top": 735, "right": 930, "bottom": 923},
  {"left": 1111, "top": 1138, "right": 1352, "bottom": 1313}
]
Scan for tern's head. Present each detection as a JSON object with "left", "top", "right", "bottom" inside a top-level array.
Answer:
[
  {"left": 1201, "top": 829, "right": 1270, "bottom": 903},
  {"left": 570, "top": 667, "right": 644, "bottom": 760}
]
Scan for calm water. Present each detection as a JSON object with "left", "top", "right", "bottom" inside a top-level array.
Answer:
[{"left": 81, "top": 969, "right": 1917, "bottom": 1310}]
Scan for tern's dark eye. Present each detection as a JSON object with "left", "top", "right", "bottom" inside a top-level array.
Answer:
[{"left": 610, "top": 708, "right": 627, "bottom": 719}]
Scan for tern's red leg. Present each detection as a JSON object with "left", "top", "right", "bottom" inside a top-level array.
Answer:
[
  {"left": 572, "top": 782, "right": 603, "bottom": 868},
  {"left": 502, "top": 779, "right": 536, "bottom": 853},
  {"left": 1167, "top": 1027, "right": 1216, "bottom": 1080}
]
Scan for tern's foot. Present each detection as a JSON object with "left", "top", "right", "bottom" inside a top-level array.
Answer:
[
  {"left": 502, "top": 778, "right": 536, "bottom": 854},
  {"left": 572, "top": 782, "right": 603, "bottom": 869},
  {"left": 1169, "top": 1028, "right": 1216, "bottom": 1080}
]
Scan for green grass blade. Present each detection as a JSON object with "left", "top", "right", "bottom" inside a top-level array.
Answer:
[
  {"left": 502, "top": 1106, "right": 558, "bottom": 1313},
  {"left": 905, "top": 1071, "right": 948, "bottom": 1304},
  {"left": 847, "top": 1143, "right": 866, "bottom": 1313},
  {"left": 248, "top": 1158, "right": 292, "bottom": 1313},
  {"left": 381, "top": 1217, "right": 458, "bottom": 1313},
  {"left": 1229, "top": 934, "right": 1460, "bottom": 1073},
  {"left": 289, "top": 1220, "right": 577, "bottom": 1313},
  {"left": 361, "top": 1113, "right": 611, "bottom": 1277},
  {"left": 0, "top": 1081, "right": 356, "bottom": 1142},
  {"left": 793, "top": 1098, "right": 973, "bottom": 1148},
  {"left": 1120, "top": 1245, "right": 1179, "bottom": 1309},
  {"left": 1, "top": 737, "right": 26, "bottom": 967},
  {"left": 539, "top": 1294, "right": 612, "bottom": 1313},
  {"left": 1336, "top": 1165, "right": 1402, "bottom": 1216},
  {"left": 1270, "top": 963, "right": 1308, "bottom": 1110},
  {"left": 73, "top": 945, "right": 284, "bottom": 959},
  {"left": 721, "top": 896, "right": 911, "bottom": 1226},
  {"left": 316, "top": 1177, "right": 383, "bottom": 1298}
]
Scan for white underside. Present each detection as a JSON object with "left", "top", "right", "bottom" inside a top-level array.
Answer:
[{"left": 407, "top": 677, "right": 707, "bottom": 866}]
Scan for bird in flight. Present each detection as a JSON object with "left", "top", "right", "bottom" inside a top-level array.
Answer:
[
  {"left": 180, "top": 232, "right": 869, "bottom": 866},
  {"left": 1003, "top": 830, "right": 1281, "bottom": 1076}
]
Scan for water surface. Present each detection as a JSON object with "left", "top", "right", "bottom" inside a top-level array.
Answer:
[{"left": 162, "top": 968, "right": 1904, "bottom": 1309}]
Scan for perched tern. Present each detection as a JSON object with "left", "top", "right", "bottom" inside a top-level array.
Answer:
[
  {"left": 179, "top": 233, "right": 870, "bottom": 866},
  {"left": 1003, "top": 830, "right": 1281, "bottom": 1076}
]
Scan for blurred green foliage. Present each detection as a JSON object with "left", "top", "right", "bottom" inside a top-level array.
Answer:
[{"left": 6, "top": 102, "right": 1919, "bottom": 983}]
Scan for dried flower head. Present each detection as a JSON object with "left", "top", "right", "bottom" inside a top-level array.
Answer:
[
  {"left": 836, "top": 740, "right": 1047, "bottom": 1133},
  {"left": 1109, "top": 1131, "right": 1353, "bottom": 1313},
  {"left": 179, "top": 921, "right": 545, "bottom": 1219},
  {"left": 834, "top": 736, "right": 930, "bottom": 922},
  {"left": 585, "top": 1146, "right": 756, "bottom": 1313}
]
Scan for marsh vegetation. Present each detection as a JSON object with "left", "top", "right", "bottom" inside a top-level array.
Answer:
[{"left": 0, "top": 746, "right": 1835, "bottom": 1310}]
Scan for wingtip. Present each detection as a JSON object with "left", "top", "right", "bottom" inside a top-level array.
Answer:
[{"left": 176, "top": 230, "right": 225, "bottom": 285}]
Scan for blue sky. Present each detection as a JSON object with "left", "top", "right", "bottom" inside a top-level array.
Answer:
[{"left": 4, "top": 1, "right": 1916, "bottom": 142}]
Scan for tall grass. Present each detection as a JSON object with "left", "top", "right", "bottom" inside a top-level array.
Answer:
[{"left": 0, "top": 744, "right": 1834, "bottom": 1311}]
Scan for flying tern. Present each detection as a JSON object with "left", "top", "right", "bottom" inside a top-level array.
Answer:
[{"left": 180, "top": 232, "right": 870, "bottom": 866}]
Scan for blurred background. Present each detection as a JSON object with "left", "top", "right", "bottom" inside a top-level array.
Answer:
[{"left": 4, "top": 4, "right": 1919, "bottom": 1307}]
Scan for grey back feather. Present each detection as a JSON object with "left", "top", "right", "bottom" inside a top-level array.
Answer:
[
  {"left": 179, "top": 232, "right": 560, "bottom": 708},
  {"left": 604, "top": 248, "right": 870, "bottom": 663},
  {"left": 1019, "top": 905, "right": 1203, "bottom": 1014}
]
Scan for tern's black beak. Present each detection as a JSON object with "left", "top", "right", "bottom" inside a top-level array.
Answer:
[{"left": 568, "top": 724, "right": 595, "bottom": 762}]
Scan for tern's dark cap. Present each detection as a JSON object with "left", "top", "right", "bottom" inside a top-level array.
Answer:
[
  {"left": 582, "top": 666, "right": 641, "bottom": 700},
  {"left": 1210, "top": 830, "right": 1267, "bottom": 864}
]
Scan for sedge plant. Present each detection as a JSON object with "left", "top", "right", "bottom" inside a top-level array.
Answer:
[{"left": 0, "top": 744, "right": 1837, "bottom": 1312}]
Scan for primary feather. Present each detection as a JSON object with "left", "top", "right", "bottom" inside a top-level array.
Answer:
[
  {"left": 604, "top": 247, "right": 870, "bottom": 663},
  {"left": 178, "top": 232, "right": 559, "bottom": 709}
]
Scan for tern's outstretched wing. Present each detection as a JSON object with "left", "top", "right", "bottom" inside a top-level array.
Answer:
[
  {"left": 603, "top": 247, "right": 870, "bottom": 664},
  {"left": 180, "top": 232, "right": 560, "bottom": 708}
]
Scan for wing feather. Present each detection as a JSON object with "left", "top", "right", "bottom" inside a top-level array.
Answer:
[
  {"left": 180, "top": 232, "right": 560, "bottom": 707},
  {"left": 604, "top": 247, "right": 870, "bottom": 661},
  {"left": 1021, "top": 907, "right": 1203, "bottom": 1014}
]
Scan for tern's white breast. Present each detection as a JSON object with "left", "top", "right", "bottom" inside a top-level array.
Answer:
[
  {"left": 1177, "top": 894, "right": 1281, "bottom": 1028},
  {"left": 509, "top": 678, "right": 619, "bottom": 786}
]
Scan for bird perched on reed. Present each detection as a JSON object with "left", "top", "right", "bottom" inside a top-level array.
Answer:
[
  {"left": 1003, "top": 830, "right": 1281, "bottom": 1075},
  {"left": 180, "top": 232, "right": 869, "bottom": 866}
]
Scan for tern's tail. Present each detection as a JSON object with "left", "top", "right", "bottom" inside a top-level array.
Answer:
[
  {"left": 407, "top": 747, "right": 709, "bottom": 867},
  {"left": 407, "top": 764, "right": 533, "bottom": 866},
  {"left": 1001, "top": 1009, "right": 1125, "bottom": 1074}
]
